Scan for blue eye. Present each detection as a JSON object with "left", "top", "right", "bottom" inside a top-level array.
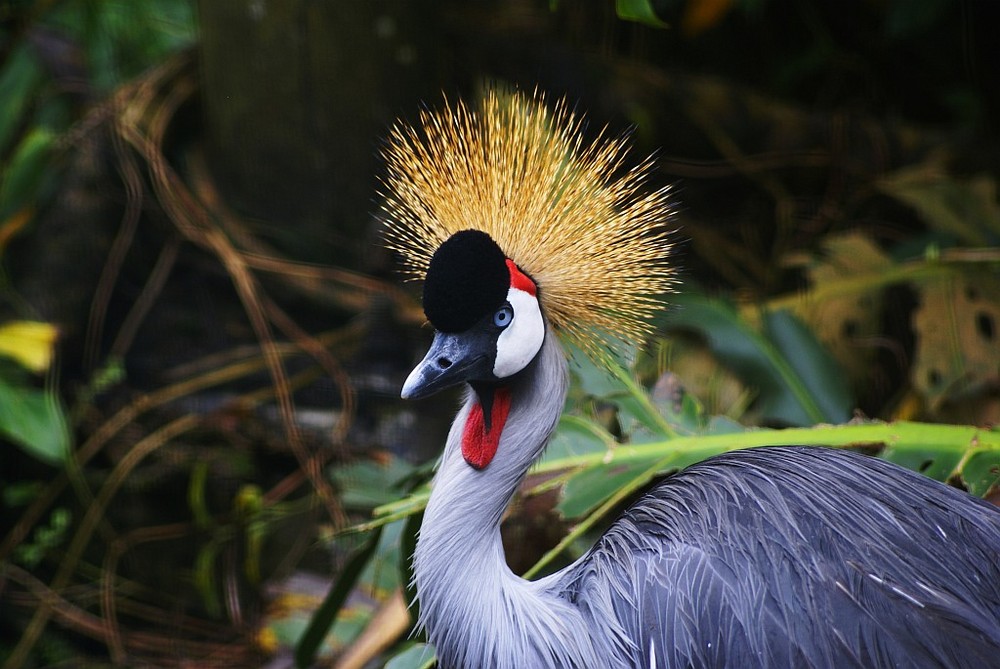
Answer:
[{"left": 493, "top": 305, "right": 513, "bottom": 327}]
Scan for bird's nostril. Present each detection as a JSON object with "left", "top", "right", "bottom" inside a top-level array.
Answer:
[{"left": 437, "top": 357, "right": 452, "bottom": 369}]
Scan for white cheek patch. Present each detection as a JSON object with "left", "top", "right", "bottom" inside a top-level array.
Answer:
[{"left": 493, "top": 287, "right": 544, "bottom": 378}]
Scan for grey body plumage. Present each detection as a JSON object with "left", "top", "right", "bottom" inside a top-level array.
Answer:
[
  {"left": 568, "top": 446, "right": 1000, "bottom": 668},
  {"left": 413, "top": 332, "right": 1000, "bottom": 669}
]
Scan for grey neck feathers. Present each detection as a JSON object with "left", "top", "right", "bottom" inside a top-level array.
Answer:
[{"left": 413, "top": 331, "right": 603, "bottom": 668}]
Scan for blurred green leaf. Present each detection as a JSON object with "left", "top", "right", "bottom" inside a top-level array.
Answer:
[
  {"left": 544, "top": 415, "right": 616, "bottom": 463},
  {"left": 0, "top": 372, "right": 70, "bottom": 464},
  {"left": 704, "top": 414, "right": 747, "bottom": 434},
  {"left": 357, "top": 518, "right": 405, "bottom": 598},
  {"left": 567, "top": 340, "right": 625, "bottom": 398},
  {"left": 260, "top": 578, "right": 371, "bottom": 661},
  {"left": 235, "top": 484, "right": 266, "bottom": 584},
  {"left": 2, "top": 480, "right": 44, "bottom": 506},
  {"left": 650, "top": 375, "right": 709, "bottom": 435},
  {"left": 295, "top": 528, "right": 381, "bottom": 669},
  {"left": 289, "top": 520, "right": 410, "bottom": 662},
  {"left": 385, "top": 642, "right": 437, "bottom": 669},
  {"left": 187, "top": 459, "right": 212, "bottom": 529},
  {"left": 0, "top": 43, "right": 44, "bottom": 156},
  {"left": 0, "top": 127, "right": 57, "bottom": 221},
  {"left": 616, "top": 0, "right": 670, "bottom": 28},
  {"left": 558, "top": 459, "right": 655, "bottom": 518},
  {"left": 331, "top": 454, "right": 416, "bottom": 509},
  {"left": 568, "top": 341, "right": 675, "bottom": 438},
  {"left": 761, "top": 309, "right": 852, "bottom": 424},
  {"left": 610, "top": 365, "right": 677, "bottom": 438},
  {"left": 13, "top": 506, "right": 71, "bottom": 568},
  {"left": 46, "top": 0, "right": 196, "bottom": 91},
  {"left": 664, "top": 294, "right": 850, "bottom": 426},
  {"left": 194, "top": 537, "right": 224, "bottom": 618}
]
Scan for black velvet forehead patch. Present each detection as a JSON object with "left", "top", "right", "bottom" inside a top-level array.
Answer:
[{"left": 423, "top": 230, "right": 509, "bottom": 332}]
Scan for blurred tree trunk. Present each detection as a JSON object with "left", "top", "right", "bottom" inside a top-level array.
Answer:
[{"left": 197, "top": 0, "right": 442, "bottom": 262}]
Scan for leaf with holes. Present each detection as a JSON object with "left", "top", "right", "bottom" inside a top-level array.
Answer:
[
  {"left": 785, "top": 233, "right": 892, "bottom": 385},
  {"left": 880, "top": 446, "right": 962, "bottom": 483},
  {"left": 912, "top": 271, "right": 1000, "bottom": 408},
  {"left": 960, "top": 448, "right": 1000, "bottom": 497}
]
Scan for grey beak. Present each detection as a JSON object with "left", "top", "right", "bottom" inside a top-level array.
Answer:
[{"left": 401, "top": 330, "right": 493, "bottom": 400}]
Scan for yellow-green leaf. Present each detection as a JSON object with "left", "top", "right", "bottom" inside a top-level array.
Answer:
[{"left": 0, "top": 320, "right": 58, "bottom": 373}]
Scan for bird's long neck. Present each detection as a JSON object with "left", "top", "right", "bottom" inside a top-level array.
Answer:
[{"left": 413, "top": 331, "right": 598, "bottom": 668}]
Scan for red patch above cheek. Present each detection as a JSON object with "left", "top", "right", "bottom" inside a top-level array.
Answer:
[
  {"left": 506, "top": 259, "right": 536, "bottom": 296},
  {"left": 461, "top": 387, "right": 512, "bottom": 470}
]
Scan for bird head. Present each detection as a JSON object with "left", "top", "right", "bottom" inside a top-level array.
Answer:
[
  {"left": 401, "top": 229, "right": 545, "bottom": 399},
  {"left": 382, "top": 88, "right": 676, "bottom": 401}
]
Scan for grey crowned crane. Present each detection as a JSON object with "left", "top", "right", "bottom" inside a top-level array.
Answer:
[{"left": 380, "top": 90, "right": 1000, "bottom": 669}]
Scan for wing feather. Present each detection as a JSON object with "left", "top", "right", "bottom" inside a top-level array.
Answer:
[{"left": 559, "top": 446, "right": 1000, "bottom": 669}]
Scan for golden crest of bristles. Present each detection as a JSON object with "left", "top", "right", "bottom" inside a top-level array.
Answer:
[{"left": 380, "top": 88, "right": 675, "bottom": 357}]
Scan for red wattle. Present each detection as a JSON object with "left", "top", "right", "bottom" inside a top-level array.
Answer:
[{"left": 461, "top": 387, "right": 512, "bottom": 470}]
